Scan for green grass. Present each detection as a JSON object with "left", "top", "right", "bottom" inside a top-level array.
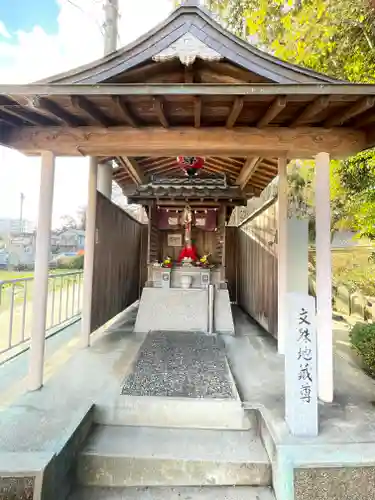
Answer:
[
  {"left": 310, "top": 246, "right": 375, "bottom": 297},
  {"left": 0, "top": 270, "right": 34, "bottom": 282}
]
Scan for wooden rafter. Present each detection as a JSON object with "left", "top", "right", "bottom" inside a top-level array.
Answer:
[
  {"left": 0, "top": 110, "right": 22, "bottom": 127},
  {"left": 6, "top": 126, "right": 366, "bottom": 157},
  {"left": 71, "top": 96, "right": 115, "bottom": 127},
  {"left": 226, "top": 97, "right": 244, "bottom": 128},
  {"left": 29, "top": 96, "right": 85, "bottom": 126},
  {"left": 112, "top": 96, "right": 138, "bottom": 127},
  {"left": 236, "top": 157, "right": 262, "bottom": 189},
  {"left": 118, "top": 156, "right": 145, "bottom": 185},
  {"left": 354, "top": 109, "right": 375, "bottom": 129},
  {"left": 0, "top": 105, "right": 50, "bottom": 126},
  {"left": 325, "top": 97, "right": 375, "bottom": 127},
  {"left": 143, "top": 158, "right": 175, "bottom": 170},
  {"left": 208, "top": 157, "right": 242, "bottom": 173},
  {"left": 256, "top": 96, "right": 286, "bottom": 128},
  {"left": 153, "top": 97, "right": 169, "bottom": 128},
  {"left": 290, "top": 96, "right": 330, "bottom": 127},
  {"left": 147, "top": 162, "right": 177, "bottom": 174}
]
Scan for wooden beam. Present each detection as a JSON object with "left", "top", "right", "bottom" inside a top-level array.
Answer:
[
  {"left": 112, "top": 96, "right": 138, "bottom": 127},
  {"left": 29, "top": 96, "right": 85, "bottom": 126},
  {"left": 257, "top": 96, "right": 286, "bottom": 128},
  {"left": 236, "top": 157, "right": 262, "bottom": 189},
  {"left": 290, "top": 96, "right": 330, "bottom": 127},
  {"left": 325, "top": 96, "right": 375, "bottom": 127},
  {"left": 5, "top": 126, "right": 366, "bottom": 158},
  {"left": 118, "top": 156, "right": 145, "bottom": 185},
  {"left": 71, "top": 96, "right": 115, "bottom": 127},
  {"left": 3, "top": 84, "right": 375, "bottom": 97},
  {"left": 194, "top": 96, "right": 201, "bottom": 128},
  {"left": 153, "top": 97, "right": 169, "bottom": 128},
  {"left": 226, "top": 97, "right": 244, "bottom": 128}
]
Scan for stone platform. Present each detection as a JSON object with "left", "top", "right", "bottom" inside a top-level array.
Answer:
[{"left": 121, "top": 331, "right": 237, "bottom": 399}]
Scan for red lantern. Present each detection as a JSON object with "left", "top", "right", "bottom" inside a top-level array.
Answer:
[{"left": 177, "top": 156, "right": 205, "bottom": 177}]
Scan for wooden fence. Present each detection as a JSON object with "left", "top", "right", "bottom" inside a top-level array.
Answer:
[
  {"left": 91, "top": 193, "right": 147, "bottom": 332},
  {"left": 236, "top": 199, "right": 278, "bottom": 337}
]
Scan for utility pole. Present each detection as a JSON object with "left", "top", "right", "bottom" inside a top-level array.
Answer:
[
  {"left": 103, "top": 0, "right": 119, "bottom": 55},
  {"left": 20, "top": 192, "right": 25, "bottom": 234}
]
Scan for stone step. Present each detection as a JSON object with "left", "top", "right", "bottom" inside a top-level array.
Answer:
[
  {"left": 77, "top": 425, "right": 271, "bottom": 488},
  {"left": 95, "top": 396, "right": 257, "bottom": 430},
  {"left": 69, "top": 486, "right": 276, "bottom": 500}
]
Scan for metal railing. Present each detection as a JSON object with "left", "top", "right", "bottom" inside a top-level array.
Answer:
[{"left": 0, "top": 271, "right": 83, "bottom": 356}]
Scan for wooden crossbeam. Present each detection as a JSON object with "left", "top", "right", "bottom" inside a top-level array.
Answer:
[
  {"left": 71, "top": 96, "right": 115, "bottom": 127},
  {"left": 236, "top": 157, "right": 262, "bottom": 189},
  {"left": 226, "top": 97, "right": 244, "bottom": 128},
  {"left": 325, "top": 97, "right": 375, "bottom": 127},
  {"left": 290, "top": 96, "right": 330, "bottom": 127},
  {"left": 29, "top": 96, "right": 85, "bottom": 127},
  {"left": 3, "top": 83, "right": 375, "bottom": 97},
  {"left": 5, "top": 126, "right": 366, "bottom": 158},
  {"left": 118, "top": 156, "right": 145, "bottom": 185},
  {"left": 257, "top": 96, "right": 286, "bottom": 128},
  {"left": 153, "top": 97, "right": 169, "bottom": 128},
  {"left": 112, "top": 96, "right": 138, "bottom": 127}
]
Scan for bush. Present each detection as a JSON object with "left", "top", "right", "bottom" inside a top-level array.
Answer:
[
  {"left": 57, "top": 255, "right": 84, "bottom": 270},
  {"left": 350, "top": 322, "right": 375, "bottom": 377}
]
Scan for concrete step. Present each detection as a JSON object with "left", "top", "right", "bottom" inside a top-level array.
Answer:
[
  {"left": 95, "top": 396, "right": 257, "bottom": 430},
  {"left": 77, "top": 425, "right": 271, "bottom": 488},
  {"left": 69, "top": 486, "right": 276, "bottom": 500}
]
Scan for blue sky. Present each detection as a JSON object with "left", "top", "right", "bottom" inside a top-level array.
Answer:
[
  {"left": 0, "top": 0, "right": 59, "bottom": 38},
  {"left": 0, "top": 0, "right": 173, "bottom": 227}
]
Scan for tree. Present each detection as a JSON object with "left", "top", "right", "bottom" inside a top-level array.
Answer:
[
  {"left": 337, "top": 149, "right": 375, "bottom": 240},
  {"left": 193, "top": 0, "right": 375, "bottom": 82},
  {"left": 58, "top": 206, "right": 87, "bottom": 233}
]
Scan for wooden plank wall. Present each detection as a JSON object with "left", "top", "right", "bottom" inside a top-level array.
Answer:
[
  {"left": 225, "top": 226, "right": 238, "bottom": 302},
  {"left": 91, "top": 192, "right": 147, "bottom": 332},
  {"left": 148, "top": 205, "right": 160, "bottom": 262},
  {"left": 237, "top": 200, "right": 278, "bottom": 337}
]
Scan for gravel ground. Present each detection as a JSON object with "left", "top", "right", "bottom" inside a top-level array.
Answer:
[{"left": 121, "top": 331, "right": 235, "bottom": 399}]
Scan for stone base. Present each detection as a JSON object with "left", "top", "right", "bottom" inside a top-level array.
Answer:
[{"left": 134, "top": 287, "right": 234, "bottom": 334}]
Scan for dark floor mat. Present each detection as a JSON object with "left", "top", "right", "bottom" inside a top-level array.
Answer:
[{"left": 121, "top": 331, "right": 236, "bottom": 399}]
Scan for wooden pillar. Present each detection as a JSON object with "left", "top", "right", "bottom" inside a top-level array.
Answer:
[
  {"left": 219, "top": 204, "right": 226, "bottom": 282},
  {"left": 81, "top": 157, "right": 98, "bottom": 348},
  {"left": 315, "top": 152, "right": 333, "bottom": 403},
  {"left": 97, "top": 162, "right": 112, "bottom": 199},
  {"left": 277, "top": 158, "right": 288, "bottom": 355},
  {"left": 29, "top": 151, "right": 55, "bottom": 391}
]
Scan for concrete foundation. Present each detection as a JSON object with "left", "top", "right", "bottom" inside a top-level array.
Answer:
[{"left": 134, "top": 287, "right": 234, "bottom": 334}]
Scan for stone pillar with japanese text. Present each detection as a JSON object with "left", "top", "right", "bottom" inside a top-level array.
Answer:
[{"left": 285, "top": 292, "right": 318, "bottom": 437}]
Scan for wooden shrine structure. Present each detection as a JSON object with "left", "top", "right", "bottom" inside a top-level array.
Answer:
[{"left": 0, "top": 0, "right": 374, "bottom": 396}]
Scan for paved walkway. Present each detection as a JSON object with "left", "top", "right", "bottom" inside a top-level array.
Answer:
[{"left": 0, "top": 320, "right": 81, "bottom": 410}]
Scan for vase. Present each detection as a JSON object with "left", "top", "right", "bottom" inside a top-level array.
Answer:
[{"left": 180, "top": 274, "right": 192, "bottom": 289}]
